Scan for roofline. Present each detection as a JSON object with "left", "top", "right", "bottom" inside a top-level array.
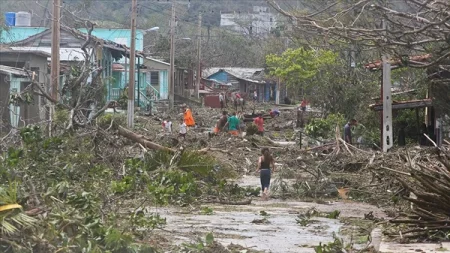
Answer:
[
  {"left": 369, "top": 98, "right": 432, "bottom": 111},
  {"left": 0, "top": 65, "right": 30, "bottom": 77},
  {"left": 144, "top": 57, "right": 170, "bottom": 66},
  {"left": 0, "top": 49, "right": 51, "bottom": 57},
  {"left": 11, "top": 26, "right": 145, "bottom": 58},
  {"left": 206, "top": 68, "right": 265, "bottom": 84}
]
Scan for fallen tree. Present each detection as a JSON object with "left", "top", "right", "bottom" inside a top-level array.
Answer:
[{"left": 118, "top": 126, "right": 176, "bottom": 153}]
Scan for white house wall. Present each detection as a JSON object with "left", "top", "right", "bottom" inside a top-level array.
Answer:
[{"left": 159, "top": 70, "right": 168, "bottom": 100}]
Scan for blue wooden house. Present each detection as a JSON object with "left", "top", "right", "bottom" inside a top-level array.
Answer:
[
  {"left": 3, "top": 26, "right": 170, "bottom": 108},
  {"left": 203, "top": 67, "right": 279, "bottom": 102}
]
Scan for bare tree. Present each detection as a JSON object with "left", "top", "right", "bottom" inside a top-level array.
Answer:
[{"left": 267, "top": 0, "right": 450, "bottom": 69}]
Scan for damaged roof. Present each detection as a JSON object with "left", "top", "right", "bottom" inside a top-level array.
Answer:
[
  {"left": 0, "top": 65, "right": 30, "bottom": 77},
  {"left": 11, "top": 26, "right": 144, "bottom": 59},
  {"left": 0, "top": 45, "right": 51, "bottom": 58},
  {"left": 364, "top": 54, "right": 432, "bottom": 71},
  {"left": 369, "top": 98, "right": 433, "bottom": 111},
  {"left": 203, "top": 67, "right": 265, "bottom": 83}
]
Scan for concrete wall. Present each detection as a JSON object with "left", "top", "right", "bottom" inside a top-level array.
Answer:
[
  {"left": 0, "top": 27, "right": 46, "bottom": 43},
  {"left": 0, "top": 52, "right": 48, "bottom": 84}
]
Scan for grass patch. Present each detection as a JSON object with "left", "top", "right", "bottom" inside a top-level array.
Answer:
[{"left": 339, "top": 217, "right": 376, "bottom": 245}]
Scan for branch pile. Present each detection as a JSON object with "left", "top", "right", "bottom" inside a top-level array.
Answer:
[{"left": 389, "top": 147, "right": 450, "bottom": 240}]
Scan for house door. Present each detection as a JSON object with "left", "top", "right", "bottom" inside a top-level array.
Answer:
[{"left": 159, "top": 70, "right": 168, "bottom": 100}]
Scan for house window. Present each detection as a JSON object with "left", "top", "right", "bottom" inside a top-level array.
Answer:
[{"left": 150, "top": 71, "right": 159, "bottom": 86}]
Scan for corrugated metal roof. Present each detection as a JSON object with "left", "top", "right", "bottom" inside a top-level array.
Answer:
[
  {"left": 203, "top": 67, "right": 265, "bottom": 83},
  {"left": 0, "top": 65, "right": 29, "bottom": 77},
  {"left": 11, "top": 26, "right": 145, "bottom": 59},
  {"left": 145, "top": 57, "right": 170, "bottom": 66},
  {"left": 10, "top": 47, "right": 91, "bottom": 61},
  {"left": 364, "top": 54, "right": 432, "bottom": 71},
  {"left": 0, "top": 45, "right": 51, "bottom": 57}
]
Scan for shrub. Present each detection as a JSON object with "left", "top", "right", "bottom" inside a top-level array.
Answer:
[
  {"left": 305, "top": 113, "right": 346, "bottom": 139},
  {"left": 246, "top": 123, "right": 258, "bottom": 136}
]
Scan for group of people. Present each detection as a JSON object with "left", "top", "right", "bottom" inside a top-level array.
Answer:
[
  {"left": 213, "top": 111, "right": 245, "bottom": 136},
  {"left": 212, "top": 110, "right": 268, "bottom": 137},
  {"left": 161, "top": 105, "right": 195, "bottom": 139},
  {"left": 160, "top": 102, "right": 278, "bottom": 200},
  {"left": 219, "top": 92, "right": 247, "bottom": 112}
]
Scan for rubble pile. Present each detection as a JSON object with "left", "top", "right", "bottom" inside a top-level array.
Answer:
[{"left": 130, "top": 105, "right": 450, "bottom": 241}]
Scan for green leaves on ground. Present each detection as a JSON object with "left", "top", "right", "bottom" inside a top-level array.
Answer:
[{"left": 0, "top": 126, "right": 243, "bottom": 252}]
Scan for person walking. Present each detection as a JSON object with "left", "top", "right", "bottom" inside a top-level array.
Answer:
[
  {"left": 183, "top": 105, "right": 196, "bottom": 127},
  {"left": 254, "top": 114, "right": 264, "bottom": 136},
  {"left": 253, "top": 90, "right": 258, "bottom": 102},
  {"left": 300, "top": 99, "right": 308, "bottom": 112},
  {"left": 179, "top": 119, "right": 187, "bottom": 139},
  {"left": 219, "top": 93, "right": 224, "bottom": 110},
  {"left": 233, "top": 93, "right": 240, "bottom": 112},
  {"left": 344, "top": 119, "right": 358, "bottom": 144},
  {"left": 162, "top": 118, "right": 172, "bottom": 133},
  {"left": 239, "top": 95, "right": 245, "bottom": 111},
  {"left": 257, "top": 148, "right": 276, "bottom": 200}
]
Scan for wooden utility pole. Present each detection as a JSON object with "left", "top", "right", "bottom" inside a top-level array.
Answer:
[
  {"left": 195, "top": 13, "right": 202, "bottom": 99},
  {"left": 276, "top": 77, "right": 280, "bottom": 105},
  {"left": 381, "top": 18, "right": 393, "bottom": 152},
  {"left": 127, "top": 0, "right": 137, "bottom": 128},
  {"left": 169, "top": 3, "right": 175, "bottom": 109},
  {"left": 51, "top": 0, "right": 60, "bottom": 100}
]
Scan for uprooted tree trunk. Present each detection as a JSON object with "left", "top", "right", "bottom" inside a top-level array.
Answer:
[
  {"left": 389, "top": 147, "right": 450, "bottom": 239},
  {"left": 117, "top": 126, "right": 176, "bottom": 153}
]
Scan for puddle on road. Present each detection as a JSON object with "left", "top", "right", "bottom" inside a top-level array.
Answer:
[
  {"left": 150, "top": 175, "right": 383, "bottom": 252},
  {"left": 158, "top": 206, "right": 342, "bottom": 253}
]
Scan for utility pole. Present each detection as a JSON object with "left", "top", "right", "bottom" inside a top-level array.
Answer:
[
  {"left": 276, "top": 77, "right": 280, "bottom": 105},
  {"left": 51, "top": 0, "right": 60, "bottom": 100},
  {"left": 381, "top": 18, "right": 393, "bottom": 152},
  {"left": 169, "top": 2, "right": 175, "bottom": 109},
  {"left": 127, "top": 0, "right": 137, "bottom": 128},
  {"left": 49, "top": 0, "right": 60, "bottom": 136},
  {"left": 195, "top": 13, "right": 202, "bottom": 99}
]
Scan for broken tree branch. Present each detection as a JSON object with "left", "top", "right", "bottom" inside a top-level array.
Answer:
[{"left": 118, "top": 126, "right": 176, "bottom": 153}]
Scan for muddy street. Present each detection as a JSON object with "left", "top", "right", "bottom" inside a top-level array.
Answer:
[{"left": 149, "top": 175, "right": 386, "bottom": 253}]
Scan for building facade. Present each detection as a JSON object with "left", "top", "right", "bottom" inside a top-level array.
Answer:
[
  {"left": 220, "top": 6, "right": 278, "bottom": 35},
  {"left": 0, "top": 49, "right": 49, "bottom": 131}
]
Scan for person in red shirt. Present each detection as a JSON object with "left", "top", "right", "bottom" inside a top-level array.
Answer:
[
  {"left": 300, "top": 99, "right": 308, "bottom": 112},
  {"left": 253, "top": 114, "right": 264, "bottom": 136}
]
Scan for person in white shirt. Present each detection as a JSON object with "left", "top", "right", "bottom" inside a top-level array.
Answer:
[
  {"left": 179, "top": 119, "right": 187, "bottom": 139},
  {"left": 219, "top": 93, "right": 224, "bottom": 110},
  {"left": 165, "top": 118, "right": 172, "bottom": 133},
  {"left": 253, "top": 90, "right": 258, "bottom": 102}
]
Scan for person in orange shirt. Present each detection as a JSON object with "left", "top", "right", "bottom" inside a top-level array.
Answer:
[{"left": 183, "top": 105, "right": 196, "bottom": 127}]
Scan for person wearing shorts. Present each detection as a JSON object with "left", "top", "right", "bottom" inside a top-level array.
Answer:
[{"left": 179, "top": 119, "right": 187, "bottom": 139}]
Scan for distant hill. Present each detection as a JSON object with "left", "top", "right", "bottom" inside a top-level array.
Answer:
[{"left": 0, "top": 0, "right": 302, "bottom": 28}]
